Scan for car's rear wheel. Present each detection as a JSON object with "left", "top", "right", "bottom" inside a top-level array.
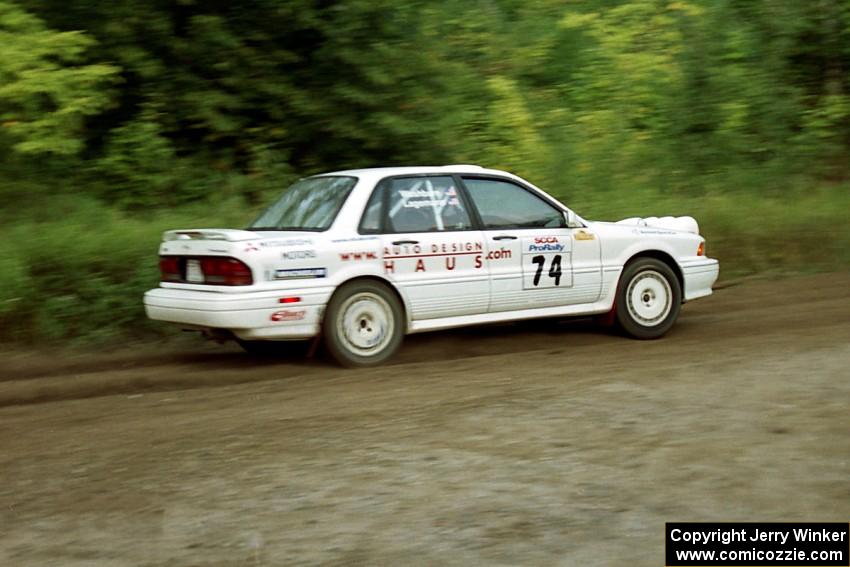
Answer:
[
  {"left": 615, "top": 258, "right": 682, "bottom": 339},
  {"left": 323, "top": 280, "right": 404, "bottom": 367}
]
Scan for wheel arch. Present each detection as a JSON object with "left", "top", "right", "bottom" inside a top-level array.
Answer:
[
  {"left": 623, "top": 250, "right": 684, "bottom": 298},
  {"left": 326, "top": 275, "right": 410, "bottom": 329}
]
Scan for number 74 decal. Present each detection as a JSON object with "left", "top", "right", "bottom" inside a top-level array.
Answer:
[
  {"left": 523, "top": 253, "right": 573, "bottom": 289},
  {"left": 532, "top": 254, "right": 562, "bottom": 286}
]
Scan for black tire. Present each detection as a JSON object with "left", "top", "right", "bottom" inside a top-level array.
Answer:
[
  {"left": 615, "top": 258, "right": 682, "bottom": 339},
  {"left": 236, "top": 339, "right": 310, "bottom": 358},
  {"left": 322, "top": 280, "right": 405, "bottom": 368}
]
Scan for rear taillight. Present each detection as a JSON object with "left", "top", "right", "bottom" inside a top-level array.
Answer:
[
  {"left": 158, "top": 256, "right": 253, "bottom": 286},
  {"left": 159, "top": 256, "right": 181, "bottom": 282},
  {"left": 199, "top": 257, "right": 253, "bottom": 286}
]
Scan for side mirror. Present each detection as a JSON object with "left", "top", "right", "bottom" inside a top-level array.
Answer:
[{"left": 565, "top": 209, "right": 581, "bottom": 228}]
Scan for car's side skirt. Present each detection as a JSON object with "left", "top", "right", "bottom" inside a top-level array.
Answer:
[{"left": 407, "top": 300, "right": 614, "bottom": 334}]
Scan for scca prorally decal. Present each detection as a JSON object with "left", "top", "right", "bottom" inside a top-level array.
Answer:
[
  {"left": 527, "top": 236, "right": 565, "bottom": 253},
  {"left": 281, "top": 249, "right": 316, "bottom": 260},
  {"left": 340, "top": 251, "right": 378, "bottom": 261},
  {"left": 273, "top": 267, "right": 327, "bottom": 280},
  {"left": 270, "top": 309, "right": 306, "bottom": 322},
  {"left": 260, "top": 238, "right": 313, "bottom": 248}
]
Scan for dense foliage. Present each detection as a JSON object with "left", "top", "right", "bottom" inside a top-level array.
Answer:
[{"left": 1, "top": 0, "right": 848, "bottom": 342}]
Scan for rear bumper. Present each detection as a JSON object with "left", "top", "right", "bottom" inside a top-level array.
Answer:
[
  {"left": 143, "top": 286, "right": 333, "bottom": 340},
  {"left": 681, "top": 258, "right": 719, "bottom": 301}
]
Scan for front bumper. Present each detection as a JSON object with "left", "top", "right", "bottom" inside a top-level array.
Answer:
[
  {"left": 143, "top": 286, "right": 334, "bottom": 340},
  {"left": 681, "top": 258, "right": 719, "bottom": 301}
]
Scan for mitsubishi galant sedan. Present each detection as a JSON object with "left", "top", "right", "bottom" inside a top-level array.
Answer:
[{"left": 144, "top": 165, "right": 719, "bottom": 367}]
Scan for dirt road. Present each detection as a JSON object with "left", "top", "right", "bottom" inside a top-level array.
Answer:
[{"left": 1, "top": 273, "right": 849, "bottom": 566}]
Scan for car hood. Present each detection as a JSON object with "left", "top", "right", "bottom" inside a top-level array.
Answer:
[{"left": 609, "top": 215, "right": 699, "bottom": 235}]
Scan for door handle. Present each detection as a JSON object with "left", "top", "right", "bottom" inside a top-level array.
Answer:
[
  {"left": 392, "top": 240, "right": 419, "bottom": 245},
  {"left": 492, "top": 235, "right": 517, "bottom": 241}
]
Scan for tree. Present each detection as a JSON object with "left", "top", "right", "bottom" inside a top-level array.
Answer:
[{"left": 0, "top": 1, "right": 118, "bottom": 156}]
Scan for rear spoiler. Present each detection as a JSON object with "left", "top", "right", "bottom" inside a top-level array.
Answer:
[{"left": 162, "top": 229, "right": 260, "bottom": 242}]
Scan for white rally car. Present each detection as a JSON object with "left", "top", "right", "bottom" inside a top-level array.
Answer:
[{"left": 144, "top": 166, "right": 718, "bottom": 366}]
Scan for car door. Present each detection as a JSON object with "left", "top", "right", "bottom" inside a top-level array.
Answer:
[
  {"left": 459, "top": 176, "right": 602, "bottom": 313},
  {"left": 362, "top": 175, "right": 490, "bottom": 320}
]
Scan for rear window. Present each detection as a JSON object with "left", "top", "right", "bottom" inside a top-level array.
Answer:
[{"left": 250, "top": 176, "right": 357, "bottom": 231}]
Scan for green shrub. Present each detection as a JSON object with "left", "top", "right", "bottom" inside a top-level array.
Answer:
[{"left": 0, "top": 195, "right": 256, "bottom": 344}]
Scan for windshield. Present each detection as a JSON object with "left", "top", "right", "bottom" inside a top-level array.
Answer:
[{"left": 249, "top": 176, "right": 357, "bottom": 231}]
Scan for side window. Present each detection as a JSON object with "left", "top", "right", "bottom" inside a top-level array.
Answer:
[
  {"left": 462, "top": 178, "right": 565, "bottom": 230},
  {"left": 378, "top": 176, "right": 473, "bottom": 233}
]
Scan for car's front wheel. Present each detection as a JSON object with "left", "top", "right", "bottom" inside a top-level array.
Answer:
[
  {"left": 615, "top": 258, "right": 682, "bottom": 339},
  {"left": 323, "top": 280, "right": 404, "bottom": 367}
]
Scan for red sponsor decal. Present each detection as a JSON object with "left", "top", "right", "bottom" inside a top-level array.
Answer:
[
  {"left": 487, "top": 248, "right": 512, "bottom": 260},
  {"left": 473, "top": 248, "right": 512, "bottom": 268},
  {"left": 534, "top": 237, "right": 559, "bottom": 244},
  {"left": 270, "top": 309, "right": 306, "bottom": 322},
  {"left": 339, "top": 251, "right": 378, "bottom": 261},
  {"left": 429, "top": 242, "right": 483, "bottom": 254},
  {"left": 384, "top": 241, "right": 483, "bottom": 259}
]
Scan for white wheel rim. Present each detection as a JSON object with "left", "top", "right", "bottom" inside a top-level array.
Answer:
[
  {"left": 626, "top": 270, "right": 672, "bottom": 327},
  {"left": 336, "top": 292, "right": 394, "bottom": 357}
]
